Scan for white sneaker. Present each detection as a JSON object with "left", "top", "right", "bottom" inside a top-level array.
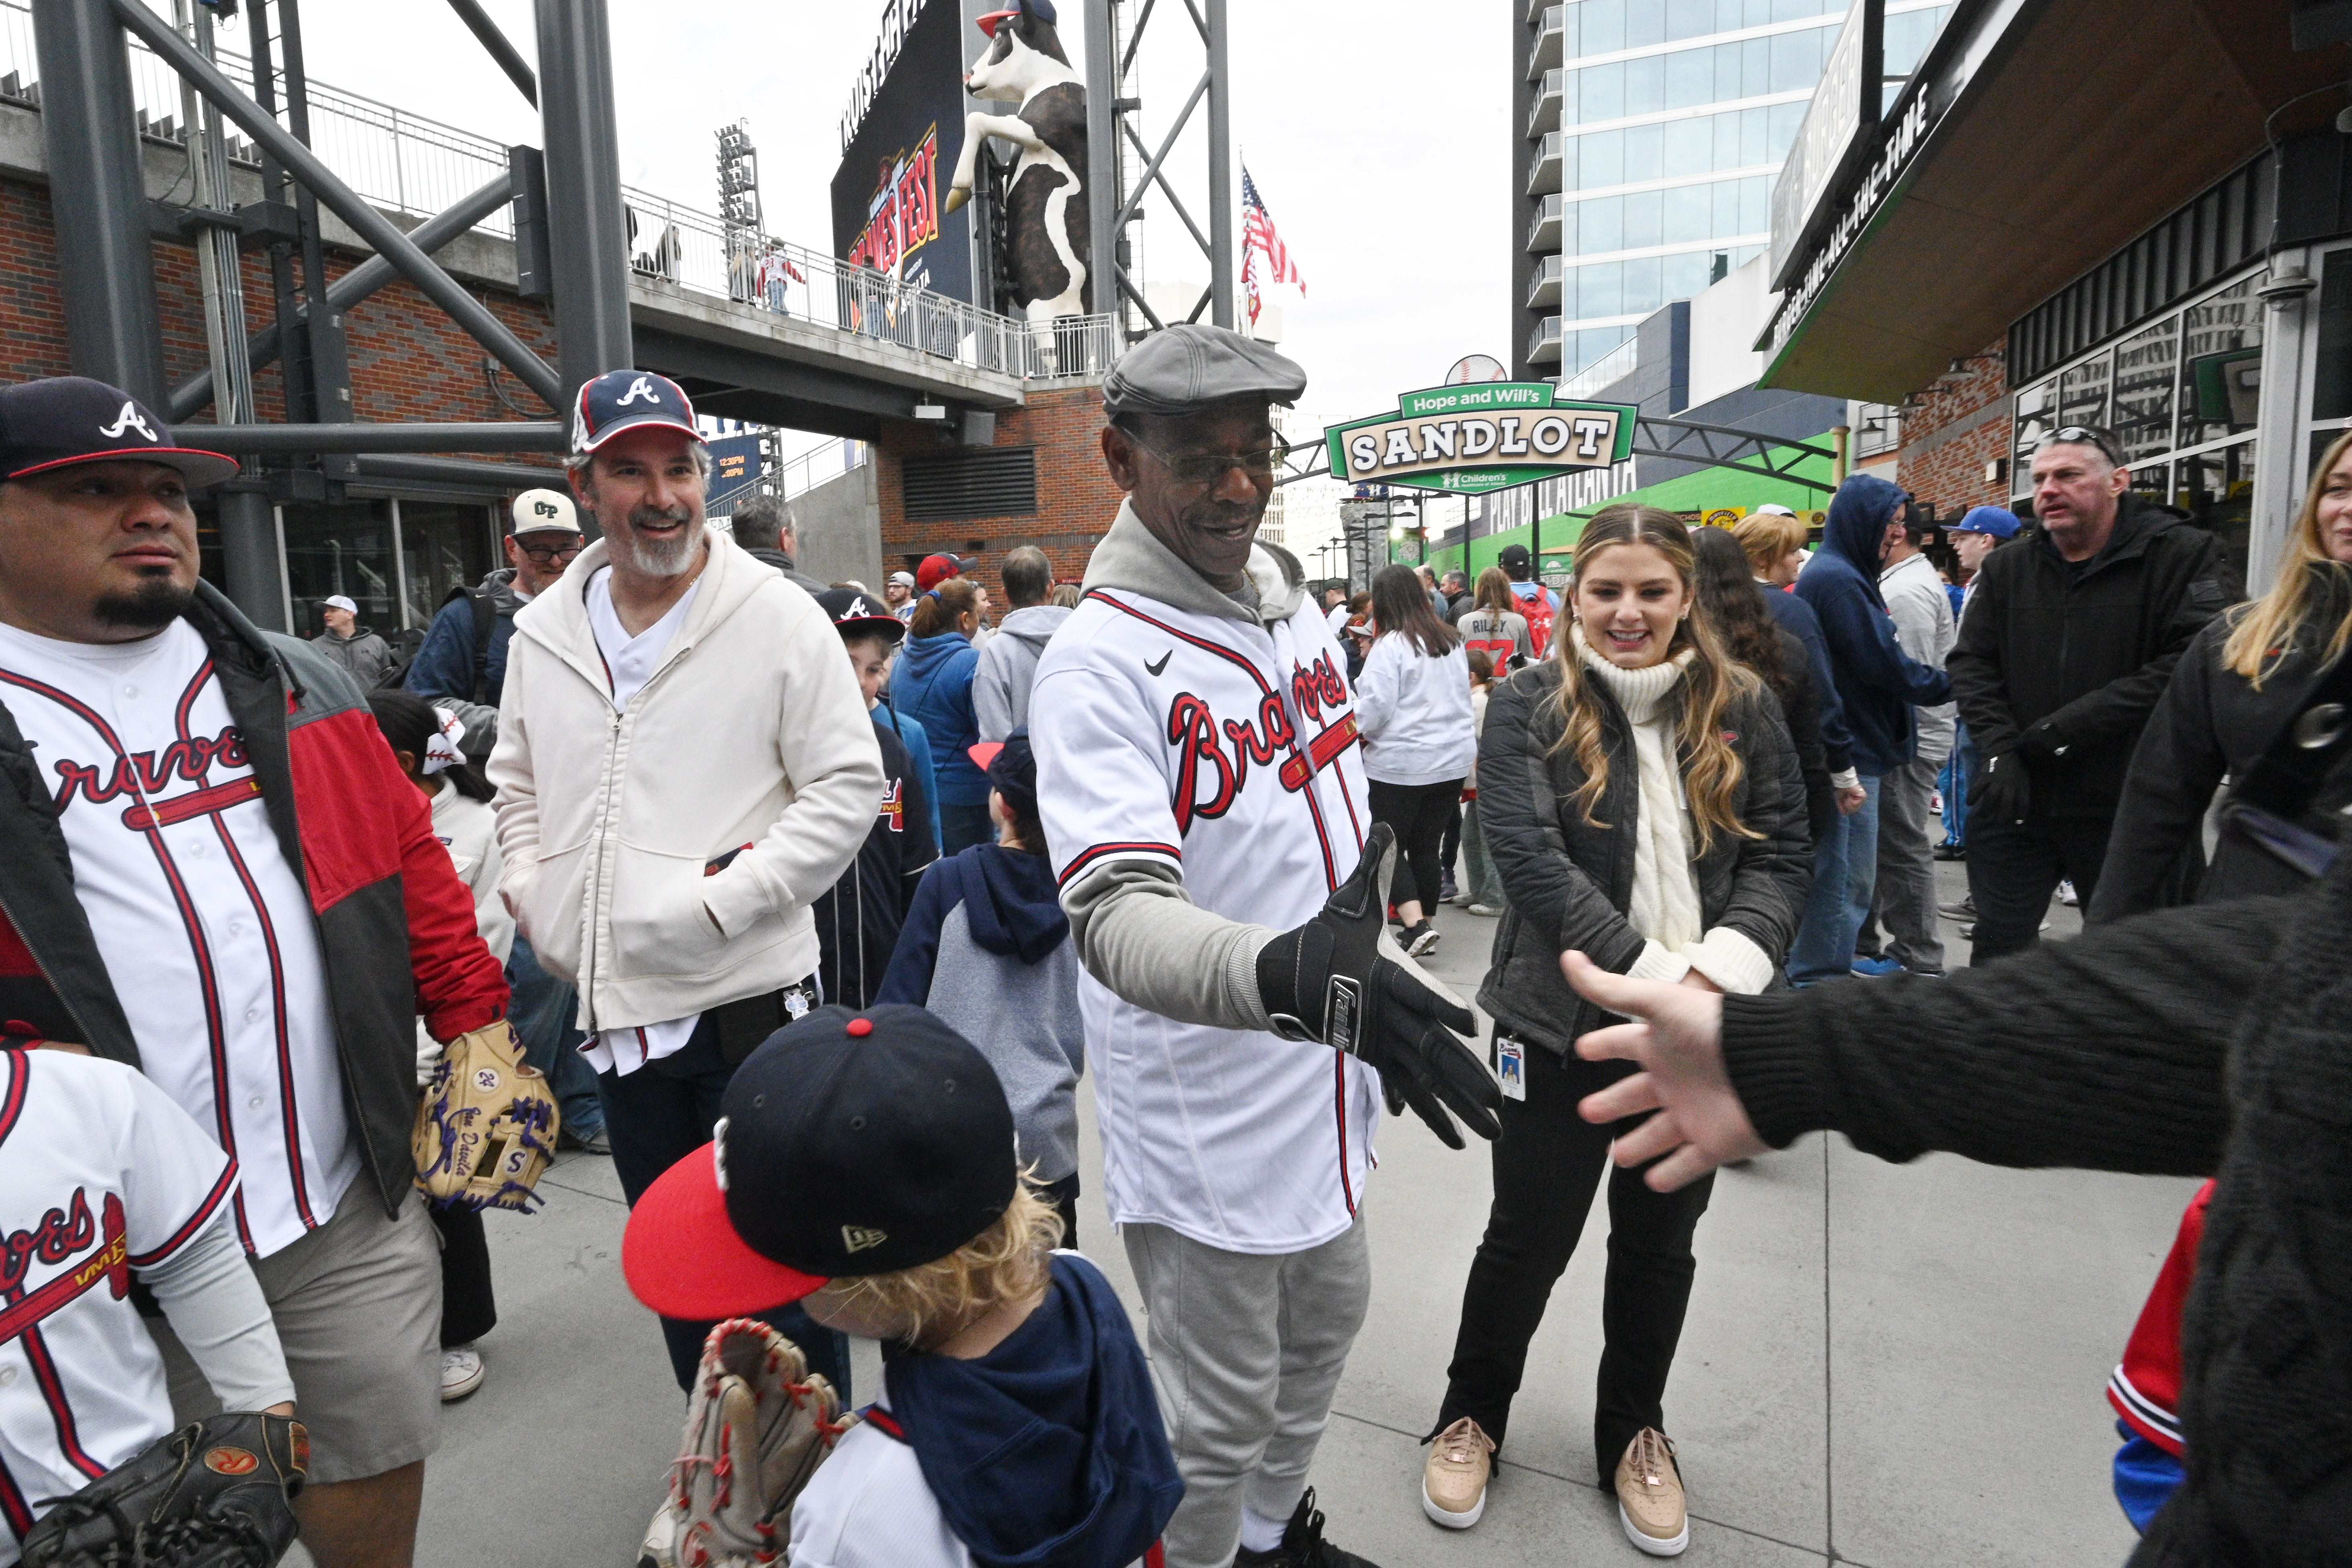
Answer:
[
  {"left": 637, "top": 1501, "right": 680, "bottom": 1568},
  {"left": 439, "top": 1344, "right": 484, "bottom": 1402}
]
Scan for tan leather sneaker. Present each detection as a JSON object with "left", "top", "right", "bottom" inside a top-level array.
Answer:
[
  {"left": 1613, "top": 1428, "right": 1689, "bottom": 1556},
  {"left": 1421, "top": 1417, "right": 1495, "bottom": 1529}
]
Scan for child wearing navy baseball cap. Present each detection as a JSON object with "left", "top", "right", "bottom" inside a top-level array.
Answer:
[{"left": 622, "top": 1005, "right": 1180, "bottom": 1568}]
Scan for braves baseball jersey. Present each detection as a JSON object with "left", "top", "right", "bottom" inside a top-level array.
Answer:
[
  {"left": 0, "top": 1049, "right": 240, "bottom": 1562},
  {"left": 1031, "top": 579, "right": 1379, "bottom": 1255},
  {"left": 0, "top": 620, "right": 355, "bottom": 1258}
]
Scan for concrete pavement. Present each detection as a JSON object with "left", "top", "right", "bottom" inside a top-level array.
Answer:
[{"left": 392, "top": 858, "right": 2187, "bottom": 1568}]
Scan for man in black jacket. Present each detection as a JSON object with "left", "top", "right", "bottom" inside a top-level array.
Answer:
[
  {"left": 1945, "top": 426, "right": 2229, "bottom": 960},
  {"left": 729, "top": 495, "right": 828, "bottom": 595}
]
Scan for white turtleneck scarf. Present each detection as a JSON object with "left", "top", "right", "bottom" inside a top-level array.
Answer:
[{"left": 1574, "top": 636, "right": 1774, "bottom": 995}]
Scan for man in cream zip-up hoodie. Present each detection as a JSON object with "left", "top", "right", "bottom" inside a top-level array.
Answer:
[{"left": 487, "top": 371, "right": 882, "bottom": 1400}]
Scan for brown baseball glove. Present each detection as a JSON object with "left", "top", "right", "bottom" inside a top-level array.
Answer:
[
  {"left": 644, "top": 1319, "right": 852, "bottom": 1568},
  {"left": 21, "top": 1412, "right": 307, "bottom": 1568},
  {"left": 413, "top": 1020, "right": 559, "bottom": 1211}
]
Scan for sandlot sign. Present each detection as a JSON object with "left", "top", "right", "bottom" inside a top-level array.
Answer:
[{"left": 1325, "top": 382, "right": 1636, "bottom": 495}]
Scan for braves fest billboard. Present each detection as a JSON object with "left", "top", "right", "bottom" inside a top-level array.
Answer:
[{"left": 831, "top": 0, "right": 974, "bottom": 303}]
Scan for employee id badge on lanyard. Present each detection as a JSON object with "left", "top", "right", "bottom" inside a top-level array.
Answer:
[{"left": 1494, "top": 1033, "right": 1527, "bottom": 1102}]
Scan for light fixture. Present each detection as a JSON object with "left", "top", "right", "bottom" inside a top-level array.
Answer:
[{"left": 2258, "top": 265, "right": 2318, "bottom": 306}]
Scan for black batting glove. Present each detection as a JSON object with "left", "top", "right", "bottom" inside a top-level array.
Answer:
[
  {"left": 1254, "top": 823, "right": 1502, "bottom": 1148},
  {"left": 1972, "top": 749, "right": 2032, "bottom": 827}
]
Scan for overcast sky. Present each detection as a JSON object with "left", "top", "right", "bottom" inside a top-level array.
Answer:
[{"left": 284, "top": 0, "right": 1509, "bottom": 552}]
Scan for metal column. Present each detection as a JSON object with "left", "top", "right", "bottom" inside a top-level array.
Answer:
[
  {"left": 1204, "top": 0, "right": 1234, "bottom": 329},
  {"left": 32, "top": 0, "right": 164, "bottom": 405},
  {"left": 218, "top": 494, "right": 285, "bottom": 632},
  {"left": 535, "top": 0, "right": 633, "bottom": 401},
  {"left": 1083, "top": 0, "right": 1119, "bottom": 321}
]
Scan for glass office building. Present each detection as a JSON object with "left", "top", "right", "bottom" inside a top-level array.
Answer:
[{"left": 1514, "top": 0, "right": 1951, "bottom": 381}]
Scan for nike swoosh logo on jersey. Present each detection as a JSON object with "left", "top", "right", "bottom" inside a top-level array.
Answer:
[{"left": 1145, "top": 651, "right": 1173, "bottom": 676}]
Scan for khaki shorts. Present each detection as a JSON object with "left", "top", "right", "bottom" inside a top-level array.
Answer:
[{"left": 160, "top": 1183, "right": 442, "bottom": 1485}]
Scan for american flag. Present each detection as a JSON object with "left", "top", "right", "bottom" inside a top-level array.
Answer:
[{"left": 1241, "top": 165, "right": 1303, "bottom": 326}]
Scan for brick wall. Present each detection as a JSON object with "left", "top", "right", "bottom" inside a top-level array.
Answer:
[
  {"left": 0, "top": 175, "right": 559, "bottom": 460},
  {"left": 876, "top": 382, "right": 1124, "bottom": 586},
  {"left": 1894, "top": 339, "right": 2015, "bottom": 521}
]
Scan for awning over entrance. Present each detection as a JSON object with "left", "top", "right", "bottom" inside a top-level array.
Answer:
[{"left": 1761, "top": 0, "right": 2347, "bottom": 404}]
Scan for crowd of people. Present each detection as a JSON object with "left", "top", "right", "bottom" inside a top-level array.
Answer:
[{"left": 0, "top": 321, "right": 2341, "bottom": 1568}]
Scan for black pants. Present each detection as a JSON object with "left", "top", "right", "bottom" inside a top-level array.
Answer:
[
  {"left": 1963, "top": 812, "right": 2114, "bottom": 964},
  {"left": 1436, "top": 1037, "right": 1714, "bottom": 1484},
  {"left": 598, "top": 1012, "right": 852, "bottom": 1398},
  {"left": 1439, "top": 803, "right": 1463, "bottom": 883},
  {"left": 431, "top": 1202, "right": 495, "bottom": 1348},
  {"left": 1367, "top": 778, "right": 1465, "bottom": 911},
  {"left": 1042, "top": 1172, "right": 1080, "bottom": 1252}
]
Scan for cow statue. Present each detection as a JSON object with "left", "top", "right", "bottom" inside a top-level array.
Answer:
[{"left": 944, "top": 0, "right": 1090, "bottom": 323}]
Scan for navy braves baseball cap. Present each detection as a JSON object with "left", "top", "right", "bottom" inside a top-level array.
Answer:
[
  {"left": 0, "top": 377, "right": 238, "bottom": 488},
  {"left": 569, "top": 369, "right": 704, "bottom": 457},
  {"left": 816, "top": 586, "right": 904, "bottom": 645},
  {"left": 966, "top": 727, "right": 1038, "bottom": 813},
  {"left": 621, "top": 1006, "right": 1019, "bottom": 1320}
]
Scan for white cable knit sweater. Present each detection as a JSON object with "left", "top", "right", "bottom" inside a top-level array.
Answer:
[{"left": 1576, "top": 639, "right": 1775, "bottom": 994}]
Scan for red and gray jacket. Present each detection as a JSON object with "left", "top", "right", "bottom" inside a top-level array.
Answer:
[{"left": 0, "top": 582, "right": 508, "bottom": 1220}]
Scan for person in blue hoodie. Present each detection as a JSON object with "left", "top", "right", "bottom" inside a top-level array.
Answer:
[
  {"left": 620, "top": 1004, "right": 1182, "bottom": 1568},
  {"left": 877, "top": 730, "right": 1087, "bottom": 1244},
  {"left": 1786, "top": 474, "right": 1952, "bottom": 986},
  {"left": 900, "top": 577, "right": 995, "bottom": 854}
]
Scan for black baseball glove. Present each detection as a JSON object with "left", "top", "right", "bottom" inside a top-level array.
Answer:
[
  {"left": 22, "top": 1413, "right": 307, "bottom": 1568},
  {"left": 1255, "top": 824, "right": 1503, "bottom": 1149}
]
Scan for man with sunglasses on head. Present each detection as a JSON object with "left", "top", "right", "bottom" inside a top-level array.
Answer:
[
  {"left": 1945, "top": 425, "right": 2230, "bottom": 962},
  {"left": 1030, "top": 323, "right": 1501, "bottom": 1568},
  {"left": 403, "top": 487, "right": 584, "bottom": 755}
]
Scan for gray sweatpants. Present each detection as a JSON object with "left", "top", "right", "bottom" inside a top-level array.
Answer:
[
  {"left": 1123, "top": 1214, "right": 1371, "bottom": 1568},
  {"left": 1864, "top": 753, "right": 1945, "bottom": 972}
]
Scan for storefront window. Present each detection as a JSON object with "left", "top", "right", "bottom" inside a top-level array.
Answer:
[
  {"left": 2129, "top": 460, "right": 2169, "bottom": 509},
  {"left": 399, "top": 502, "right": 496, "bottom": 630},
  {"left": 2311, "top": 248, "right": 2352, "bottom": 424},
  {"left": 281, "top": 500, "right": 396, "bottom": 640},
  {"left": 2012, "top": 379, "right": 2055, "bottom": 482},
  {"left": 2174, "top": 437, "right": 2256, "bottom": 594},
  {"left": 2059, "top": 351, "right": 2110, "bottom": 432},
  {"left": 2111, "top": 315, "right": 2177, "bottom": 466},
  {"left": 2178, "top": 275, "right": 2262, "bottom": 449}
]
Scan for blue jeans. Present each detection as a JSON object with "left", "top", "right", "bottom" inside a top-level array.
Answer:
[
  {"left": 1938, "top": 724, "right": 1978, "bottom": 848},
  {"left": 1785, "top": 773, "right": 1881, "bottom": 986},
  {"left": 596, "top": 1019, "right": 851, "bottom": 1397},
  {"left": 507, "top": 934, "right": 603, "bottom": 1140}
]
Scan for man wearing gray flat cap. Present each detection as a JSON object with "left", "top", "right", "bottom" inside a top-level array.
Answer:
[{"left": 1032, "top": 323, "right": 1501, "bottom": 1568}]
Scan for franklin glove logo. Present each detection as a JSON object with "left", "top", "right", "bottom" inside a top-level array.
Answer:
[
  {"left": 616, "top": 375, "right": 661, "bottom": 407},
  {"left": 841, "top": 1224, "right": 888, "bottom": 1254},
  {"left": 99, "top": 401, "right": 158, "bottom": 442}
]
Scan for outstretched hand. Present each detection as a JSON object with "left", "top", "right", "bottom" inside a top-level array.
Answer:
[{"left": 1563, "top": 951, "right": 1767, "bottom": 1190}]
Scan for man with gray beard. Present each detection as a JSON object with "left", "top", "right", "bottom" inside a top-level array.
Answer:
[{"left": 486, "top": 371, "right": 883, "bottom": 1444}]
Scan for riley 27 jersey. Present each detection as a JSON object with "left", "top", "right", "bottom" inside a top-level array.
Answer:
[
  {"left": 0, "top": 1049, "right": 240, "bottom": 1564},
  {"left": 1031, "top": 578, "right": 1378, "bottom": 1255}
]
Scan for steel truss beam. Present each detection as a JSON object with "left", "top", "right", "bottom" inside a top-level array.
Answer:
[
  {"left": 167, "top": 170, "right": 517, "bottom": 423},
  {"left": 1085, "top": 0, "right": 1235, "bottom": 336},
  {"left": 109, "top": 0, "right": 564, "bottom": 409},
  {"left": 179, "top": 422, "right": 566, "bottom": 455},
  {"left": 444, "top": 0, "right": 537, "bottom": 106}
]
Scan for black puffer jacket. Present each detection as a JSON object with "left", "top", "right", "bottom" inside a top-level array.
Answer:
[
  {"left": 1476, "top": 658, "right": 1811, "bottom": 1058},
  {"left": 1765, "top": 624, "right": 1836, "bottom": 845},
  {"left": 2090, "top": 564, "right": 2352, "bottom": 922},
  {"left": 1947, "top": 497, "right": 2230, "bottom": 820}
]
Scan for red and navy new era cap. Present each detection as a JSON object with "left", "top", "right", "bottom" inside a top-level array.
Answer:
[
  {"left": 570, "top": 369, "right": 703, "bottom": 456},
  {"left": 0, "top": 377, "right": 238, "bottom": 488}
]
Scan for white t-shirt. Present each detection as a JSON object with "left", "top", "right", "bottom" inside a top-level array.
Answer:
[
  {"left": 0, "top": 1049, "right": 240, "bottom": 1564},
  {"left": 1032, "top": 582, "right": 1380, "bottom": 1255},
  {"left": 580, "top": 569, "right": 704, "bottom": 1075},
  {"left": 0, "top": 620, "right": 354, "bottom": 1257}
]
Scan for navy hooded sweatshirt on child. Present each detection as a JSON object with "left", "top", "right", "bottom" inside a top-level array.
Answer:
[
  {"left": 1792, "top": 474, "right": 1953, "bottom": 776},
  {"left": 883, "top": 1253, "right": 1183, "bottom": 1568}
]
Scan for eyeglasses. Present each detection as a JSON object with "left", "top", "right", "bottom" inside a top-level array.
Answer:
[
  {"left": 1128, "top": 435, "right": 1293, "bottom": 486},
  {"left": 515, "top": 539, "right": 583, "bottom": 563},
  {"left": 2034, "top": 426, "right": 2125, "bottom": 467}
]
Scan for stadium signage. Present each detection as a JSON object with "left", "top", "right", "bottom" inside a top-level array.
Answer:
[
  {"left": 1324, "top": 382, "right": 1636, "bottom": 496},
  {"left": 840, "top": 0, "right": 933, "bottom": 155}
]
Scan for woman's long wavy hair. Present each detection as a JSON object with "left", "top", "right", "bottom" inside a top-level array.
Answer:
[
  {"left": 2222, "top": 427, "right": 2352, "bottom": 687},
  {"left": 1542, "top": 505, "right": 1760, "bottom": 852},
  {"left": 1690, "top": 523, "right": 1795, "bottom": 710}
]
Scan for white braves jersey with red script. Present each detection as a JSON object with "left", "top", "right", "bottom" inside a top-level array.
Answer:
[
  {"left": 0, "top": 1049, "right": 239, "bottom": 1562},
  {"left": 1031, "top": 584, "right": 1378, "bottom": 1254},
  {"left": 0, "top": 620, "right": 354, "bottom": 1258}
]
